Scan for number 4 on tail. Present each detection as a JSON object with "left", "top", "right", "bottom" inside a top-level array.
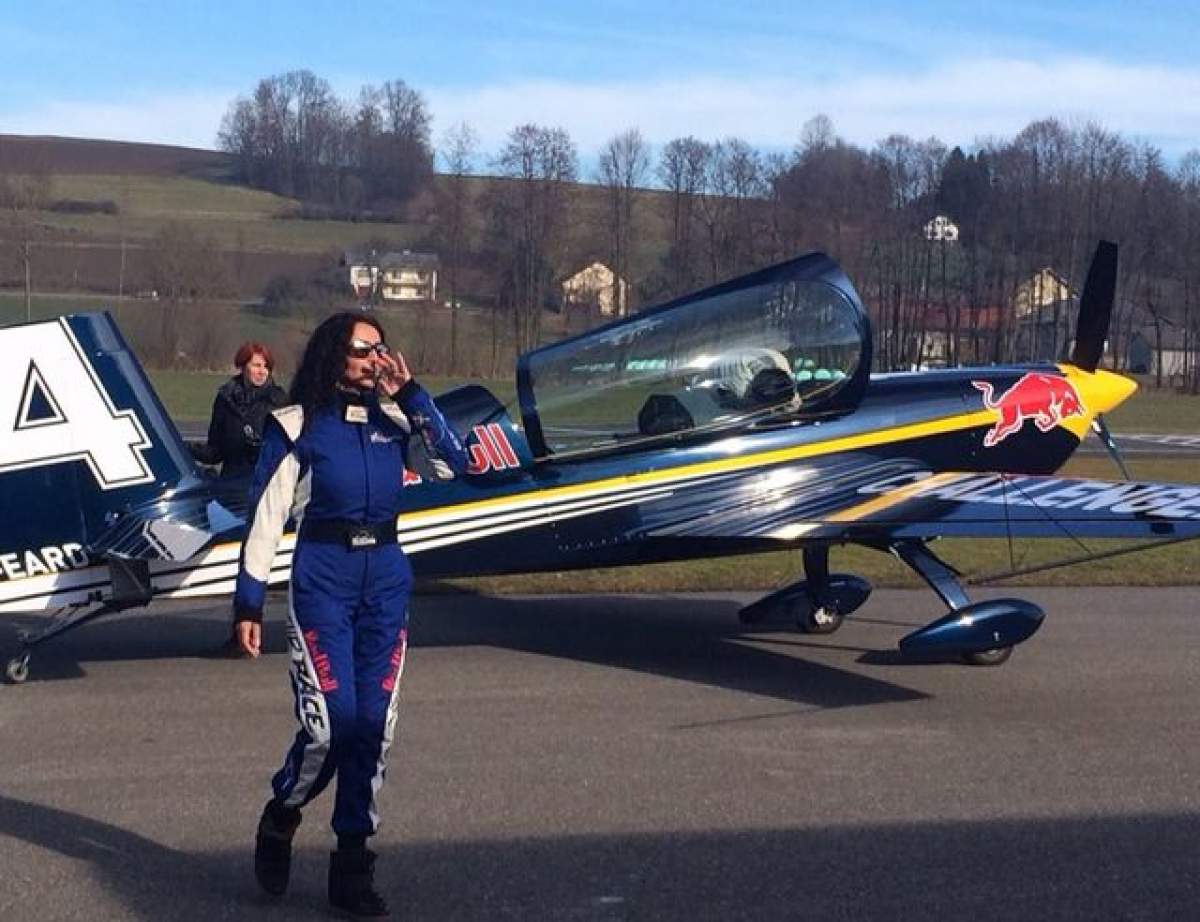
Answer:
[{"left": 0, "top": 319, "right": 153, "bottom": 490}]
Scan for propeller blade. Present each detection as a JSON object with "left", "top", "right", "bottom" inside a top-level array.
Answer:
[
  {"left": 1091, "top": 413, "right": 1131, "bottom": 480},
  {"left": 1071, "top": 240, "right": 1118, "bottom": 372}
]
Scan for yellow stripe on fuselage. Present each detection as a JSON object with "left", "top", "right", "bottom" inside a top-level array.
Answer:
[
  {"left": 393, "top": 407, "right": 999, "bottom": 525},
  {"left": 200, "top": 405, "right": 996, "bottom": 557}
]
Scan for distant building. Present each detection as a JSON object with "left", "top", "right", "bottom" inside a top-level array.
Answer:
[
  {"left": 923, "top": 215, "right": 960, "bottom": 243},
  {"left": 345, "top": 250, "right": 439, "bottom": 303},
  {"left": 1014, "top": 268, "right": 1074, "bottom": 318},
  {"left": 561, "top": 261, "right": 627, "bottom": 317},
  {"left": 1012, "top": 267, "right": 1076, "bottom": 360},
  {"left": 1128, "top": 327, "right": 1188, "bottom": 380}
]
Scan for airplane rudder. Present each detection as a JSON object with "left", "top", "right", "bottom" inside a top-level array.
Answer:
[{"left": 0, "top": 312, "right": 194, "bottom": 546}]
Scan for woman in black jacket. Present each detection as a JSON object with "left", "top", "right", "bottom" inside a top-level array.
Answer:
[
  {"left": 192, "top": 342, "right": 288, "bottom": 657},
  {"left": 191, "top": 342, "right": 289, "bottom": 479}
]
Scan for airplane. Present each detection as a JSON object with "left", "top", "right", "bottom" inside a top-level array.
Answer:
[{"left": 2, "top": 241, "right": 1197, "bottom": 684}]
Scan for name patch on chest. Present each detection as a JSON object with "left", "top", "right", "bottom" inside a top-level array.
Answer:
[{"left": 344, "top": 405, "right": 369, "bottom": 424}]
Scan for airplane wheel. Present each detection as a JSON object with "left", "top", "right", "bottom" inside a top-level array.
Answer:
[
  {"left": 796, "top": 603, "right": 844, "bottom": 635},
  {"left": 961, "top": 646, "right": 1013, "bottom": 667},
  {"left": 5, "top": 654, "right": 30, "bottom": 684}
]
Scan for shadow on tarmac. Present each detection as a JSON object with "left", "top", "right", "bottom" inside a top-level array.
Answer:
[
  {"left": 414, "top": 593, "right": 928, "bottom": 709},
  {"left": 2, "top": 592, "right": 928, "bottom": 710},
  {"left": 2, "top": 794, "right": 1198, "bottom": 921}
]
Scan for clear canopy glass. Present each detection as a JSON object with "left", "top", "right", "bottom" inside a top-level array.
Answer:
[{"left": 520, "top": 266, "right": 867, "bottom": 457}]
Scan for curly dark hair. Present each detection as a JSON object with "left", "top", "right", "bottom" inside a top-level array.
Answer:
[{"left": 289, "top": 311, "right": 387, "bottom": 419}]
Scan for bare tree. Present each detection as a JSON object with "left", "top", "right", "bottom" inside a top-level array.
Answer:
[
  {"left": 799, "top": 114, "right": 836, "bottom": 154},
  {"left": 0, "top": 169, "right": 51, "bottom": 321},
  {"left": 657, "top": 136, "right": 709, "bottom": 295},
  {"left": 435, "top": 121, "right": 479, "bottom": 372},
  {"left": 1177, "top": 150, "right": 1200, "bottom": 391},
  {"left": 718, "top": 137, "right": 765, "bottom": 274},
  {"left": 597, "top": 128, "right": 650, "bottom": 315},
  {"left": 488, "top": 124, "right": 578, "bottom": 354},
  {"left": 375, "top": 79, "right": 434, "bottom": 202},
  {"left": 147, "top": 223, "right": 228, "bottom": 367},
  {"left": 218, "top": 71, "right": 430, "bottom": 207}
]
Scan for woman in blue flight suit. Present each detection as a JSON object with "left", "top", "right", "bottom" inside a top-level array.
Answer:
[{"left": 232, "top": 312, "right": 467, "bottom": 918}]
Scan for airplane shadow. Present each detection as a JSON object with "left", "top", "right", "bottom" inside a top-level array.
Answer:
[
  {"left": 1, "top": 592, "right": 929, "bottom": 710},
  {"left": 410, "top": 592, "right": 927, "bottom": 710},
  {"left": 2, "top": 794, "right": 1198, "bottom": 921}
]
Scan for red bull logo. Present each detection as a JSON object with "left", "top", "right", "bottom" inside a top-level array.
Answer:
[
  {"left": 302, "top": 628, "right": 339, "bottom": 693},
  {"left": 972, "top": 373, "right": 1085, "bottom": 448},
  {"left": 402, "top": 423, "right": 520, "bottom": 486}
]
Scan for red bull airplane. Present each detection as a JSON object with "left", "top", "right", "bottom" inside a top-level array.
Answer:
[{"left": 1, "top": 241, "right": 1193, "bottom": 682}]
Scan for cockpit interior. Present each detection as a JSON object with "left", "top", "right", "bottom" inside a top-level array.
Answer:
[{"left": 515, "top": 253, "right": 872, "bottom": 459}]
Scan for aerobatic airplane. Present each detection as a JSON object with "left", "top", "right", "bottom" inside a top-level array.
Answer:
[{"left": 2, "top": 242, "right": 1195, "bottom": 683}]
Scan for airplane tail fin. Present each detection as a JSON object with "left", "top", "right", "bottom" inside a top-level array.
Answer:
[{"left": 0, "top": 312, "right": 196, "bottom": 558}]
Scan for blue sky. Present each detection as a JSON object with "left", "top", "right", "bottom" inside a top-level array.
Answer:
[{"left": 3, "top": 1, "right": 1198, "bottom": 162}]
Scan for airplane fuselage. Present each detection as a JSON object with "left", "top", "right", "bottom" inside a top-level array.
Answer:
[{"left": 0, "top": 361, "right": 1115, "bottom": 613}]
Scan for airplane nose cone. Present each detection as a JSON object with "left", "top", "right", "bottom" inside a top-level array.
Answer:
[
  {"left": 1084, "top": 368, "right": 1138, "bottom": 414},
  {"left": 1059, "top": 364, "right": 1138, "bottom": 416}
]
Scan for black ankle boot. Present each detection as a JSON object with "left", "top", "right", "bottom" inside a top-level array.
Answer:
[
  {"left": 328, "top": 847, "right": 389, "bottom": 918},
  {"left": 253, "top": 800, "right": 302, "bottom": 896}
]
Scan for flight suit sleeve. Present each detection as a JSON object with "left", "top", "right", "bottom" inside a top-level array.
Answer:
[
  {"left": 383, "top": 379, "right": 470, "bottom": 481},
  {"left": 233, "top": 417, "right": 300, "bottom": 623}
]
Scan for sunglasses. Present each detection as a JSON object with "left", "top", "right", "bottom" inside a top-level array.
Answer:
[{"left": 347, "top": 338, "right": 389, "bottom": 359}]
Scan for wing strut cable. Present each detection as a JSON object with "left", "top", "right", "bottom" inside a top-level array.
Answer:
[
  {"left": 969, "top": 472, "right": 1175, "bottom": 585},
  {"left": 967, "top": 534, "right": 1200, "bottom": 585},
  {"left": 1001, "top": 473, "right": 1016, "bottom": 572},
  {"left": 1006, "top": 474, "right": 1095, "bottom": 556}
]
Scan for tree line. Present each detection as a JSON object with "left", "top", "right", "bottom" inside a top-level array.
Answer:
[
  {"left": 215, "top": 71, "right": 1200, "bottom": 388},
  {"left": 218, "top": 70, "right": 433, "bottom": 207},
  {"left": 4, "top": 72, "right": 1192, "bottom": 386}
]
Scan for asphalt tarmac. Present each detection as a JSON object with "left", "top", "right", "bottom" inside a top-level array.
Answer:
[{"left": 2, "top": 587, "right": 1199, "bottom": 921}]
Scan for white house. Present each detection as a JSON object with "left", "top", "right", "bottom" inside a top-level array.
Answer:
[
  {"left": 561, "top": 262, "right": 628, "bottom": 317},
  {"left": 346, "top": 250, "right": 439, "bottom": 303}
]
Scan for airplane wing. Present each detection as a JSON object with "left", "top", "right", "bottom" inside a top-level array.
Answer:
[{"left": 639, "top": 454, "right": 1200, "bottom": 544}]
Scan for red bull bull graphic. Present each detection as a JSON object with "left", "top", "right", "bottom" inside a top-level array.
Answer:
[{"left": 972, "top": 373, "right": 1085, "bottom": 448}]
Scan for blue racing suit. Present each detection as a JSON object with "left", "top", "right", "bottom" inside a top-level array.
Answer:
[{"left": 233, "top": 381, "right": 468, "bottom": 839}]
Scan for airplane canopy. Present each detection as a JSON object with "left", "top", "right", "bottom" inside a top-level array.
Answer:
[{"left": 517, "top": 252, "right": 872, "bottom": 459}]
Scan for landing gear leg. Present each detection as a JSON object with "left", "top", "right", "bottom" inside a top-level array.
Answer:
[
  {"left": 889, "top": 540, "right": 1023, "bottom": 666},
  {"left": 4, "top": 600, "right": 126, "bottom": 684},
  {"left": 738, "top": 547, "right": 871, "bottom": 634},
  {"left": 4, "top": 559, "right": 153, "bottom": 685}
]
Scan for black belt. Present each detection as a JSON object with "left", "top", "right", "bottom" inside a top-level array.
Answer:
[{"left": 300, "top": 519, "right": 397, "bottom": 549}]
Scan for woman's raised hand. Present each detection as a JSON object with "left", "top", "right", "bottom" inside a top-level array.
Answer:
[{"left": 375, "top": 348, "right": 412, "bottom": 397}]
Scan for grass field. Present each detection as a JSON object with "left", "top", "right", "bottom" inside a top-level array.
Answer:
[
  {"left": 0, "top": 291, "right": 121, "bottom": 323},
  {"left": 149, "top": 368, "right": 517, "bottom": 421},
  {"left": 50, "top": 174, "right": 289, "bottom": 219},
  {"left": 29, "top": 172, "right": 427, "bottom": 253}
]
